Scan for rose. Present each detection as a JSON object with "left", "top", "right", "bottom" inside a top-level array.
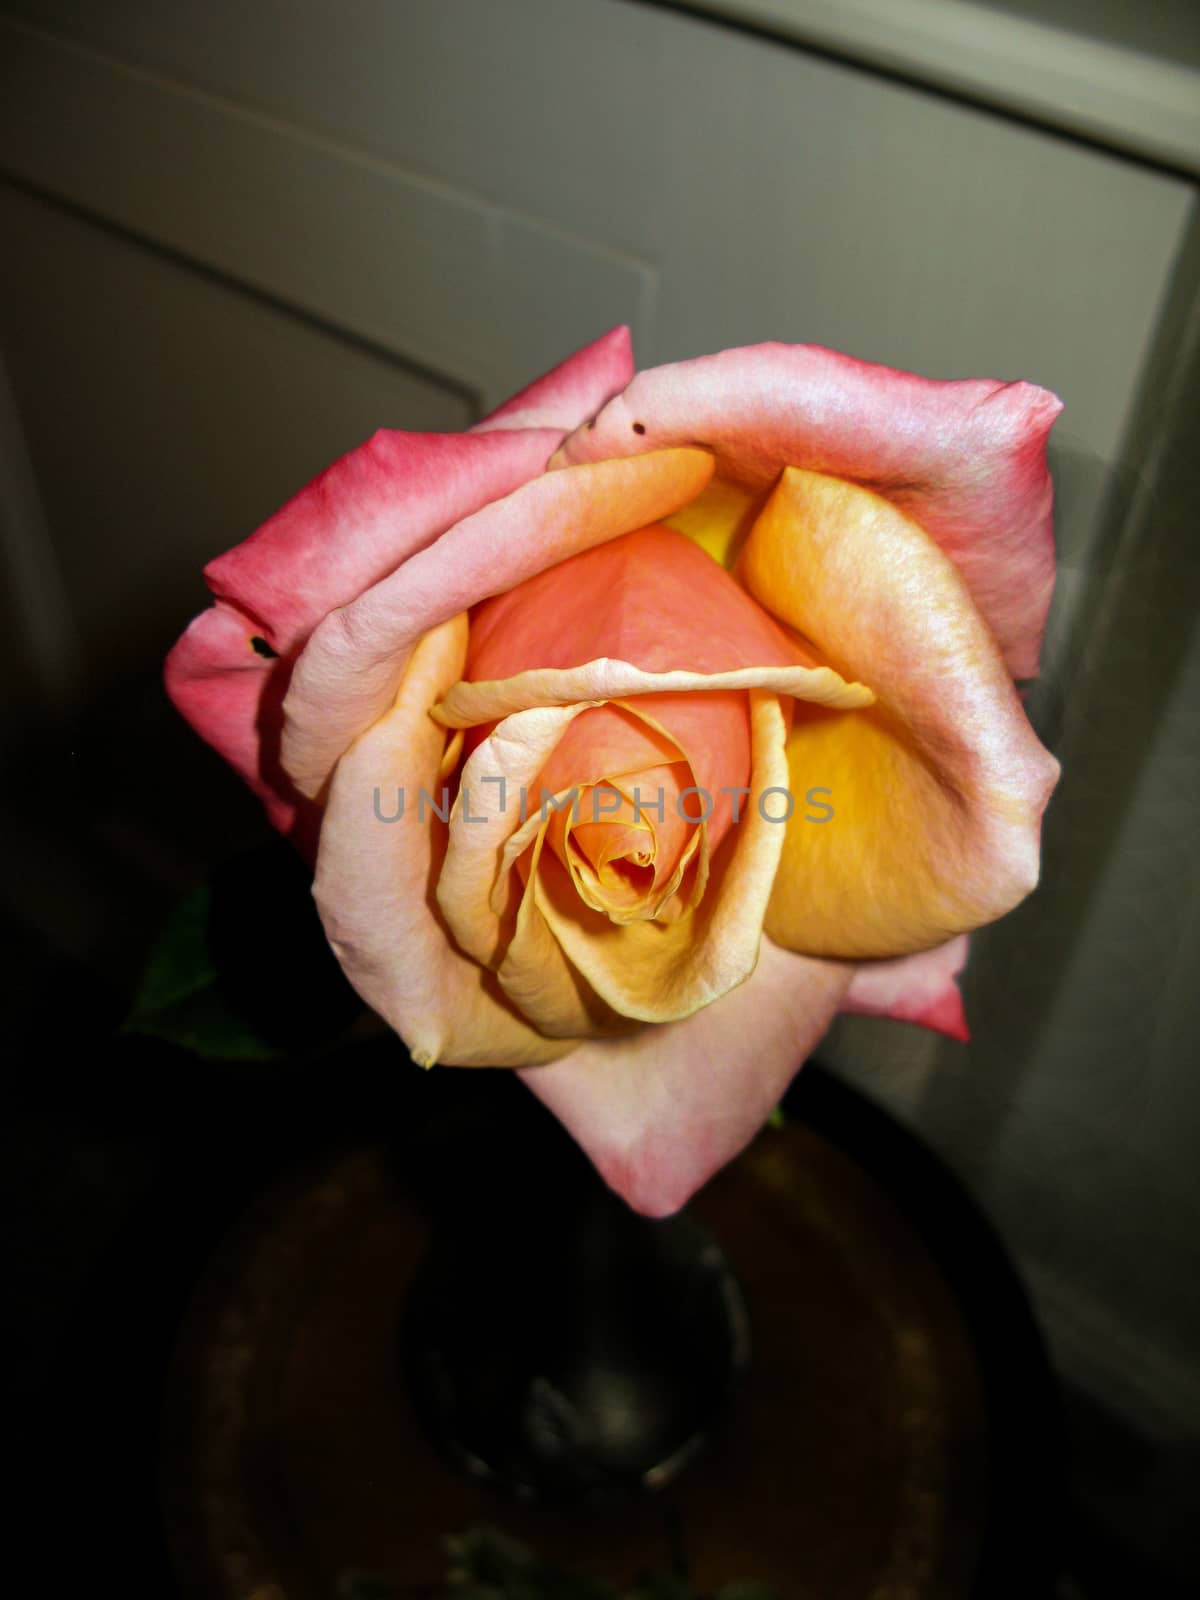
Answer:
[{"left": 167, "top": 327, "right": 1060, "bottom": 1214}]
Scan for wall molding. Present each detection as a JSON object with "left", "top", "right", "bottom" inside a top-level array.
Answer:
[{"left": 661, "top": 0, "right": 1200, "bottom": 176}]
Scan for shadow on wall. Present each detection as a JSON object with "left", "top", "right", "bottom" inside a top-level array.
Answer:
[{"left": 924, "top": 198, "right": 1200, "bottom": 1155}]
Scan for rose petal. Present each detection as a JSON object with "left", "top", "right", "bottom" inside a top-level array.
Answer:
[
  {"left": 470, "top": 518, "right": 809, "bottom": 857},
  {"left": 282, "top": 449, "right": 715, "bottom": 800},
  {"left": 437, "top": 701, "right": 595, "bottom": 969},
  {"left": 164, "top": 600, "right": 317, "bottom": 847},
  {"left": 437, "top": 706, "right": 696, "bottom": 1039},
  {"left": 464, "top": 524, "right": 820, "bottom": 859},
  {"left": 535, "top": 703, "right": 685, "bottom": 797},
  {"left": 516, "top": 691, "right": 789, "bottom": 1024},
  {"left": 741, "top": 469, "right": 1059, "bottom": 958},
  {"left": 497, "top": 816, "right": 643, "bottom": 1040},
  {"left": 473, "top": 325, "right": 634, "bottom": 434},
  {"left": 663, "top": 476, "right": 759, "bottom": 568},
  {"left": 557, "top": 344, "right": 1061, "bottom": 677},
  {"left": 520, "top": 936, "right": 852, "bottom": 1217},
  {"left": 552, "top": 760, "right": 694, "bottom": 913},
  {"left": 435, "top": 657, "right": 872, "bottom": 730},
  {"left": 465, "top": 523, "right": 816, "bottom": 680},
  {"left": 840, "top": 935, "right": 970, "bottom": 1041},
  {"left": 313, "top": 614, "right": 572, "bottom": 1068},
  {"left": 206, "top": 427, "right": 562, "bottom": 655}
]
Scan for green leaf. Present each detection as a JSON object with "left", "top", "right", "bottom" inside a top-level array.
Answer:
[
  {"left": 121, "top": 883, "right": 284, "bottom": 1060},
  {"left": 121, "top": 839, "right": 370, "bottom": 1059}
]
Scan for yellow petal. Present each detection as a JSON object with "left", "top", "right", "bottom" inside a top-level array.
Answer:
[
  {"left": 436, "top": 701, "right": 591, "bottom": 968},
  {"left": 313, "top": 615, "right": 572, "bottom": 1066},
  {"left": 517, "top": 690, "right": 791, "bottom": 1024},
  {"left": 739, "top": 469, "right": 1059, "bottom": 958},
  {"left": 433, "top": 656, "right": 871, "bottom": 729},
  {"left": 663, "top": 475, "right": 761, "bottom": 567},
  {"left": 552, "top": 762, "right": 698, "bottom": 923},
  {"left": 435, "top": 706, "right": 644, "bottom": 1041},
  {"left": 496, "top": 818, "right": 642, "bottom": 1040}
]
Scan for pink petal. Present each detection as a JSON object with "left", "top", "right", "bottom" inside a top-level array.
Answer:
[
  {"left": 520, "top": 938, "right": 852, "bottom": 1217},
  {"left": 281, "top": 448, "right": 714, "bottom": 799},
  {"left": 840, "top": 936, "right": 970, "bottom": 1042},
  {"left": 557, "top": 344, "right": 1061, "bottom": 678},
  {"left": 473, "top": 325, "right": 634, "bottom": 434},
  {"left": 163, "top": 600, "right": 317, "bottom": 850},
  {"left": 204, "top": 427, "right": 561, "bottom": 654}
]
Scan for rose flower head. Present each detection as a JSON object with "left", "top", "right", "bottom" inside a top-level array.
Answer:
[{"left": 167, "top": 327, "right": 1060, "bottom": 1214}]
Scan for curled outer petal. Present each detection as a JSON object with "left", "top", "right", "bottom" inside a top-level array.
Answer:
[
  {"left": 521, "top": 938, "right": 852, "bottom": 1218},
  {"left": 164, "top": 599, "right": 306, "bottom": 839},
  {"left": 313, "top": 614, "right": 573, "bottom": 1069},
  {"left": 556, "top": 342, "right": 1061, "bottom": 678},
  {"left": 840, "top": 936, "right": 970, "bottom": 1041},
  {"left": 203, "top": 429, "right": 563, "bottom": 656},
  {"left": 741, "top": 469, "right": 1060, "bottom": 959},
  {"left": 473, "top": 324, "right": 634, "bottom": 434},
  {"left": 166, "top": 426, "right": 562, "bottom": 827},
  {"left": 281, "top": 449, "right": 715, "bottom": 800},
  {"left": 435, "top": 658, "right": 871, "bottom": 729},
  {"left": 164, "top": 325, "right": 633, "bottom": 829}
]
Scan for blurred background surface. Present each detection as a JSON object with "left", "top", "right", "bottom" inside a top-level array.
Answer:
[{"left": 2, "top": 2, "right": 1198, "bottom": 1593}]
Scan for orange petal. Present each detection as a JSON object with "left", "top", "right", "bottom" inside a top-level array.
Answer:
[
  {"left": 522, "top": 691, "right": 791, "bottom": 1024},
  {"left": 531, "top": 704, "right": 699, "bottom": 914},
  {"left": 434, "top": 705, "right": 644, "bottom": 1042},
  {"left": 463, "top": 524, "right": 815, "bottom": 853},
  {"left": 536, "top": 694, "right": 750, "bottom": 864},
  {"left": 740, "top": 469, "right": 1059, "bottom": 958},
  {"left": 551, "top": 761, "right": 697, "bottom": 921},
  {"left": 536, "top": 701, "right": 681, "bottom": 790},
  {"left": 467, "top": 523, "right": 814, "bottom": 681}
]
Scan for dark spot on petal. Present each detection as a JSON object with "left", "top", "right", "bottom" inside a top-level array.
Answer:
[
  {"left": 250, "top": 635, "right": 278, "bottom": 659},
  {"left": 586, "top": 419, "right": 596, "bottom": 430},
  {"left": 632, "top": 421, "right": 646, "bottom": 435}
]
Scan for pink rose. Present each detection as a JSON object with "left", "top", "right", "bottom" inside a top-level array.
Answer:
[{"left": 167, "top": 327, "right": 1060, "bottom": 1214}]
